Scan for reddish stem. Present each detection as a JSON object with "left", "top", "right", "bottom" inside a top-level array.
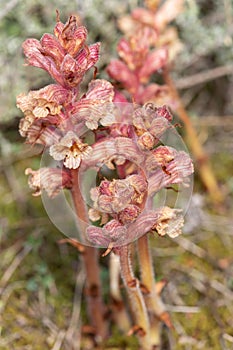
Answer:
[{"left": 71, "top": 168, "right": 107, "bottom": 341}]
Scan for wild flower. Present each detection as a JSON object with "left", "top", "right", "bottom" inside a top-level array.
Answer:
[{"left": 17, "top": 7, "right": 193, "bottom": 349}]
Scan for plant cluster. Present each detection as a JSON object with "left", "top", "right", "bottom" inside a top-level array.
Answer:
[{"left": 16, "top": 4, "right": 193, "bottom": 349}]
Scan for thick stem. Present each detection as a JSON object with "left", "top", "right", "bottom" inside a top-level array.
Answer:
[
  {"left": 118, "top": 244, "right": 152, "bottom": 350},
  {"left": 163, "top": 67, "right": 224, "bottom": 206},
  {"left": 138, "top": 234, "right": 168, "bottom": 348},
  {"left": 71, "top": 168, "right": 107, "bottom": 341}
]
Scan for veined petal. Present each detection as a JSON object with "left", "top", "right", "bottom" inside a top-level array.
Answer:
[
  {"left": 81, "top": 137, "right": 144, "bottom": 170},
  {"left": 85, "top": 79, "right": 114, "bottom": 101},
  {"left": 107, "top": 60, "right": 138, "bottom": 93},
  {"left": 40, "top": 33, "right": 65, "bottom": 64},
  {"left": 72, "top": 79, "right": 115, "bottom": 129},
  {"left": 25, "top": 167, "right": 72, "bottom": 198},
  {"left": 49, "top": 131, "right": 92, "bottom": 169},
  {"left": 54, "top": 15, "right": 87, "bottom": 56},
  {"left": 147, "top": 147, "right": 194, "bottom": 194},
  {"left": 86, "top": 42, "right": 101, "bottom": 69}
]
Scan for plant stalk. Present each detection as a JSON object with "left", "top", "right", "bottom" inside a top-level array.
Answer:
[
  {"left": 138, "top": 234, "right": 170, "bottom": 348},
  {"left": 71, "top": 168, "right": 107, "bottom": 341},
  {"left": 163, "top": 67, "right": 224, "bottom": 205},
  {"left": 118, "top": 244, "right": 152, "bottom": 349}
]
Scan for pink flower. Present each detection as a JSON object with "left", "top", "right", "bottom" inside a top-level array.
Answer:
[
  {"left": 147, "top": 146, "right": 194, "bottom": 194},
  {"left": 53, "top": 15, "right": 88, "bottom": 57},
  {"left": 49, "top": 131, "right": 92, "bottom": 169},
  {"left": 25, "top": 167, "right": 72, "bottom": 198},
  {"left": 107, "top": 60, "right": 139, "bottom": 94},
  {"left": 138, "top": 48, "right": 168, "bottom": 83},
  {"left": 86, "top": 206, "right": 184, "bottom": 247},
  {"left": 22, "top": 16, "right": 100, "bottom": 88},
  {"left": 133, "top": 103, "right": 172, "bottom": 149},
  {"left": 80, "top": 137, "right": 144, "bottom": 170},
  {"left": 71, "top": 79, "right": 115, "bottom": 129}
]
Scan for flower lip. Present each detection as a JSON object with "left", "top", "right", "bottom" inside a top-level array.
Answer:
[{"left": 49, "top": 131, "right": 92, "bottom": 169}]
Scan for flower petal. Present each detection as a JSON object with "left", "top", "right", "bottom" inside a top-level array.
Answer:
[
  {"left": 107, "top": 60, "right": 138, "bottom": 93},
  {"left": 25, "top": 167, "right": 72, "bottom": 197},
  {"left": 139, "top": 48, "right": 168, "bottom": 83}
]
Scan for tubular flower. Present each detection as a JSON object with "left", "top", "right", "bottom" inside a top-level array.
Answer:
[
  {"left": 71, "top": 79, "right": 115, "bottom": 129},
  {"left": 25, "top": 167, "right": 72, "bottom": 198},
  {"left": 17, "top": 84, "right": 71, "bottom": 138},
  {"left": 22, "top": 15, "right": 100, "bottom": 89},
  {"left": 86, "top": 206, "right": 184, "bottom": 247},
  {"left": 133, "top": 103, "right": 172, "bottom": 149},
  {"left": 89, "top": 174, "right": 147, "bottom": 226},
  {"left": 147, "top": 146, "right": 194, "bottom": 194},
  {"left": 49, "top": 131, "right": 92, "bottom": 169}
]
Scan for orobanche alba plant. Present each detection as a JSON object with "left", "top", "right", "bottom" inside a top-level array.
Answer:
[{"left": 17, "top": 9, "right": 193, "bottom": 350}]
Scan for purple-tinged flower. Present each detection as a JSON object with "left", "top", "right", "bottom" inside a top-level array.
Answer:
[
  {"left": 49, "top": 131, "right": 92, "bottom": 169},
  {"left": 71, "top": 79, "right": 115, "bottom": 129},
  {"left": 133, "top": 103, "right": 172, "bottom": 149},
  {"left": 147, "top": 146, "right": 194, "bottom": 194},
  {"left": 107, "top": 60, "right": 139, "bottom": 94},
  {"left": 90, "top": 178, "right": 135, "bottom": 214},
  {"left": 23, "top": 124, "right": 61, "bottom": 147},
  {"left": 118, "top": 204, "right": 141, "bottom": 225},
  {"left": 86, "top": 206, "right": 184, "bottom": 247},
  {"left": 87, "top": 219, "right": 127, "bottom": 247},
  {"left": 22, "top": 15, "right": 100, "bottom": 89},
  {"left": 81, "top": 137, "right": 144, "bottom": 171},
  {"left": 25, "top": 167, "right": 72, "bottom": 198},
  {"left": 138, "top": 47, "right": 168, "bottom": 83},
  {"left": 89, "top": 174, "right": 147, "bottom": 231}
]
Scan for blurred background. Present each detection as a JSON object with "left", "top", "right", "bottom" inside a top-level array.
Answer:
[{"left": 0, "top": 0, "right": 233, "bottom": 349}]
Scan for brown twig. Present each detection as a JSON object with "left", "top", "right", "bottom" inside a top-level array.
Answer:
[
  {"left": 163, "top": 66, "right": 224, "bottom": 205},
  {"left": 70, "top": 168, "right": 108, "bottom": 341},
  {"left": 175, "top": 64, "right": 233, "bottom": 89}
]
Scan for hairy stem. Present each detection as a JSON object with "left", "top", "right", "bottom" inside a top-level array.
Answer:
[
  {"left": 118, "top": 244, "right": 152, "bottom": 349},
  {"left": 71, "top": 168, "right": 107, "bottom": 341},
  {"left": 163, "top": 67, "right": 223, "bottom": 205},
  {"left": 138, "top": 234, "right": 171, "bottom": 348}
]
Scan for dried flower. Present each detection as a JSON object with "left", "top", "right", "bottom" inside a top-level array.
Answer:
[
  {"left": 17, "top": 84, "right": 71, "bottom": 139},
  {"left": 152, "top": 206, "right": 183, "bottom": 238}
]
